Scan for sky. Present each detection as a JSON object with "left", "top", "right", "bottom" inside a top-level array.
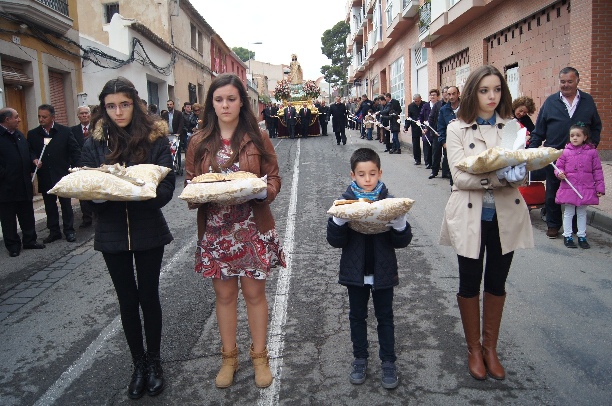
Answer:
[{"left": 191, "top": 0, "right": 348, "bottom": 81}]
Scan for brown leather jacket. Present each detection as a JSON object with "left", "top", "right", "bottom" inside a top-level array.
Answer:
[{"left": 185, "top": 131, "right": 281, "bottom": 241}]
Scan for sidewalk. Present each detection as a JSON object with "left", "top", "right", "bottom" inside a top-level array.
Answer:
[{"left": 398, "top": 134, "right": 612, "bottom": 235}]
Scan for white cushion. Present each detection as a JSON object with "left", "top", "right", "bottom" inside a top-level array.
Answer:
[
  {"left": 455, "top": 147, "right": 562, "bottom": 174},
  {"left": 327, "top": 198, "right": 414, "bottom": 234},
  {"left": 48, "top": 164, "right": 171, "bottom": 201},
  {"left": 179, "top": 173, "right": 266, "bottom": 205}
]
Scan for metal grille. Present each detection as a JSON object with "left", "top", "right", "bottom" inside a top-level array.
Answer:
[
  {"left": 414, "top": 47, "right": 422, "bottom": 66},
  {"left": 36, "top": 0, "right": 69, "bottom": 16},
  {"left": 419, "top": 1, "right": 431, "bottom": 35}
]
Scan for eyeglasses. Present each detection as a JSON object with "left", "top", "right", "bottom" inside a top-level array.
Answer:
[{"left": 105, "top": 102, "right": 134, "bottom": 112}]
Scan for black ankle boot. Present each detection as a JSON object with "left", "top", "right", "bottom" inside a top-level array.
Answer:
[
  {"left": 128, "top": 353, "right": 147, "bottom": 399},
  {"left": 146, "top": 352, "right": 165, "bottom": 396}
]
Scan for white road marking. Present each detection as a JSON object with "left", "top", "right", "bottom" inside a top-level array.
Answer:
[
  {"left": 33, "top": 240, "right": 195, "bottom": 406},
  {"left": 258, "top": 139, "right": 300, "bottom": 405}
]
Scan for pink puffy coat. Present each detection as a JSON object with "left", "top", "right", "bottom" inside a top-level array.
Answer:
[{"left": 554, "top": 143, "right": 605, "bottom": 206}]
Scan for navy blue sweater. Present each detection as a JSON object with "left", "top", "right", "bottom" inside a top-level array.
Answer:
[{"left": 529, "top": 90, "right": 602, "bottom": 149}]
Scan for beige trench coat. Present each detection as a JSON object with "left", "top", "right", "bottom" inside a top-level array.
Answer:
[{"left": 439, "top": 114, "right": 534, "bottom": 259}]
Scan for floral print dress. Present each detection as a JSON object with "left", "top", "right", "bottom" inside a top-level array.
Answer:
[{"left": 195, "top": 140, "right": 286, "bottom": 280}]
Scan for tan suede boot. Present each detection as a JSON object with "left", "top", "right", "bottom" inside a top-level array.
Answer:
[
  {"left": 457, "top": 294, "right": 487, "bottom": 380},
  {"left": 215, "top": 346, "right": 239, "bottom": 388},
  {"left": 482, "top": 292, "right": 506, "bottom": 380},
  {"left": 250, "top": 344, "right": 273, "bottom": 388}
]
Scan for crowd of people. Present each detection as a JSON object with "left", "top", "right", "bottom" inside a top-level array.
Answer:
[{"left": 0, "top": 65, "right": 605, "bottom": 398}]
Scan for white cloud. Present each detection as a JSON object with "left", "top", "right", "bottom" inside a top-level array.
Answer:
[{"left": 191, "top": 0, "right": 347, "bottom": 81}]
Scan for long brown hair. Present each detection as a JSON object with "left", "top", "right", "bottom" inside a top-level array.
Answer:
[
  {"left": 92, "top": 77, "right": 155, "bottom": 164},
  {"left": 193, "top": 74, "right": 272, "bottom": 172},
  {"left": 457, "top": 65, "right": 512, "bottom": 124}
]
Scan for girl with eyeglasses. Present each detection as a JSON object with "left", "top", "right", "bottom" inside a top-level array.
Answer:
[{"left": 81, "top": 77, "right": 175, "bottom": 399}]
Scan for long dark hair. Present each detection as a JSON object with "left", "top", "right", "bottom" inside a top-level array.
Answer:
[
  {"left": 92, "top": 77, "right": 155, "bottom": 164},
  {"left": 194, "top": 74, "right": 272, "bottom": 172},
  {"left": 457, "top": 65, "right": 513, "bottom": 123}
]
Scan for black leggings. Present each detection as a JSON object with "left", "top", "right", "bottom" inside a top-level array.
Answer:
[
  {"left": 457, "top": 217, "right": 514, "bottom": 298},
  {"left": 103, "top": 246, "right": 164, "bottom": 358}
]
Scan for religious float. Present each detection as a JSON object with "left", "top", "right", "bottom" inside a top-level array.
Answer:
[{"left": 274, "top": 54, "right": 321, "bottom": 137}]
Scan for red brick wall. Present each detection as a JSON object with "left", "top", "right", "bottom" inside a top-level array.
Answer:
[
  {"left": 49, "top": 71, "right": 68, "bottom": 125},
  {"left": 576, "top": 0, "right": 612, "bottom": 153}
]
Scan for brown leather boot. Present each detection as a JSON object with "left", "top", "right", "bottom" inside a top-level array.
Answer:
[
  {"left": 482, "top": 292, "right": 506, "bottom": 380},
  {"left": 457, "top": 295, "right": 487, "bottom": 380},
  {"left": 250, "top": 344, "right": 273, "bottom": 388},
  {"left": 215, "top": 346, "right": 239, "bottom": 388}
]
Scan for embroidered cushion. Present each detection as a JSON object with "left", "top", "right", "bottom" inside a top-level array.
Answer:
[
  {"left": 327, "top": 198, "right": 415, "bottom": 234},
  {"left": 48, "top": 164, "right": 171, "bottom": 201},
  {"left": 455, "top": 147, "right": 562, "bottom": 174},
  {"left": 179, "top": 172, "right": 266, "bottom": 205}
]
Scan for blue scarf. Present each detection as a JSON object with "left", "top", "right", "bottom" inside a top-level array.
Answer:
[{"left": 350, "top": 181, "right": 384, "bottom": 201}]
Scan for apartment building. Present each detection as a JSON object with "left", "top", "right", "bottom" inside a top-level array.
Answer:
[
  {"left": 347, "top": 0, "right": 611, "bottom": 157},
  {"left": 0, "top": 0, "right": 82, "bottom": 131}
]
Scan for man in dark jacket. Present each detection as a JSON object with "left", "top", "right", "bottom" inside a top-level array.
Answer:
[
  {"left": 528, "top": 67, "right": 602, "bottom": 239},
  {"left": 166, "top": 100, "right": 184, "bottom": 168},
  {"left": 358, "top": 95, "right": 373, "bottom": 138},
  {"left": 71, "top": 106, "right": 93, "bottom": 228},
  {"left": 438, "top": 86, "right": 460, "bottom": 184},
  {"left": 0, "top": 108, "right": 46, "bottom": 256},
  {"left": 299, "top": 102, "right": 311, "bottom": 138},
  {"left": 29, "top": 104, "right": 81, "bottom": 243},
  {"left": 284, "top": 102, "right": 297, "bottom": 139},
  {"left": 329, "top": 97, "right": 348, "bottom": 145},
  {"left": 419, "top": 89, "right": 438, "bottom": 169},
  {"left": 428, "top": 86, "right": 449, "bottom": 179},
  {"left": 318, "top": 101, "right": 329, "bottom": 136},
  {"left": 406, "top": 94, "right": 424, "bottom": 165},
  {"left": 270, "top": 103, "right": 279, "bottom": 138}
]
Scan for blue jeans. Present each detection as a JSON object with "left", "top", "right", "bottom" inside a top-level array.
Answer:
[
  {"left": 392, "top": 132, "right": 400, "bottom": 150},
  {"left": 366, "top": 128, "right": 373, "bottom": 140},
  {"left": 347, "top": 285, "right": 396, "bottom": 362}
]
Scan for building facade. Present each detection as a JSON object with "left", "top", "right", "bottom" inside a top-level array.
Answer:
[
  {"left": 0, "top": 0, "right": 82, "bottom": 132},
  {"left": 346, "top": 0, "right": 611, "bottom": 157}
]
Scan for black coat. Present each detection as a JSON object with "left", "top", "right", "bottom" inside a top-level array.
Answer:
[
  {"left": 329, "top": 102, "right": 347, "bottom": 132},
  {"left": 327, "top": 185, "right": 412, "bottom": 290},
  {"left": 299, "top": 108, "right": 311, "bottom": 128},
  {"left": 318, "top": 105, "right": 329, "bottom": 122},
  {"left": 284, "top": 107, "right": 297, "bottom": 125},
  {"left": 80, "top": 120, "right": 175, "bottom": 253},
  {"left": 0, "top": 126, "right": 34, "bottom": 202},
  {"left": 71, "top": 124, "right": 91, "bottom": 149},
  {"left": 28, "top": 123, "right": 81, "bottom": 192}
]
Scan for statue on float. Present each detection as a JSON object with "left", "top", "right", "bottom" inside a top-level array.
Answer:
[{"left": 288, "top": 54, "right": 303, "bottom": 85}]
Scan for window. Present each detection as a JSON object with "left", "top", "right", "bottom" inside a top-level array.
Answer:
[
  {"left": 385, "top": 1, "right": 394, "bottom": 27},
  {"left": 191, "top": 24, "right": 197, "bottom": 50},
  {"left": 104, "top": 3, "right": 119, "bottom": 24},
  {"left": 197, "top": 30, "right": 203, "bottom": 54},
  {"left": 390, "top": 57, "right": 404, "bottom": 107},
  {"left": 414, "top": 46, "right": 427, "bottom": 67}
]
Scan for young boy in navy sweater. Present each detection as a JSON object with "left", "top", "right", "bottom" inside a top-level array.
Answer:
[{"left": 327, "top": 147, "right": 412, "bottom": 389}]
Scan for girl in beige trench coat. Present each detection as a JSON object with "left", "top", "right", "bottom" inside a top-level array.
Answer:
[{"left": 439, "top": 65, "right": 534, "bottom": 381}]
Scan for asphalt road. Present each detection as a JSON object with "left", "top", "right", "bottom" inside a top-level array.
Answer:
[{"left": 1, "top": 129, "right": 611, "bottom": 405}]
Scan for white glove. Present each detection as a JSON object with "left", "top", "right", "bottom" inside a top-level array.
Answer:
[
  {"left": 386, "top": 214, "right": 407, "bottom": 231},
  {"left": 92, "top": 199, "right": 107, "bottom": 203},
  {"left": 332, "top": 216, "right": 348, "bottom": 226},
  {"left": 496, "top": 165, "right": 513, "bottom": 180},
  {"left": 504, "top": 163, "right": 527, "bottom": 183}
]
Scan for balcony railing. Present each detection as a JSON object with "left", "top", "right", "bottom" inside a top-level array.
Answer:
[
  {"left": 419, "top": 1, "right": 431, "bottom": 35},
  {"left": 36, "top": 0, "right": 69, "bottom": 16}
]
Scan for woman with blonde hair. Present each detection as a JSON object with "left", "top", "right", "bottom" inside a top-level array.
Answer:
[
  {"left": 185, "top": 74, "right": 285, "bottom": 389},
  {"left": 440, "top": 65, "right": 534, "bottom": 381}
]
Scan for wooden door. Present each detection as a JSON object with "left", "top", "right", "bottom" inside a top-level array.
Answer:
[{"left": 5, "top": 85, "right": 28, "bottom": 135}]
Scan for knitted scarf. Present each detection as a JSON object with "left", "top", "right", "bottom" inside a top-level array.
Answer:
[{"left": 350, "top": 181, "right": 384, "bottom": 201}]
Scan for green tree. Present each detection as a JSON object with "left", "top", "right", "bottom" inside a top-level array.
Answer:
[
  {"left": 320, "top": 21, "right": 350, "bottom": 92},
  {"left": 232, "top": 46, "right": 254, "bottom": 62}
]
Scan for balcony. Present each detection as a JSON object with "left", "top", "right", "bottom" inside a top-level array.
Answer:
[
  {"left": 0, "top": 0, "right": 72, "bottom": 33},
  {"left": 401, "top": 0, "right": 420, "bottom": 18},
  {"left": 430, "top": 0, "right": 486, "bottom": 37},
  {"left": 418, "top": 1, "right": 431, "bottom": 36}
]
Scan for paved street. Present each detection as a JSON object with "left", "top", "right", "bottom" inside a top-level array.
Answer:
[{"left": 1, "top": 130, "right": 611, "bottom": 405}]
